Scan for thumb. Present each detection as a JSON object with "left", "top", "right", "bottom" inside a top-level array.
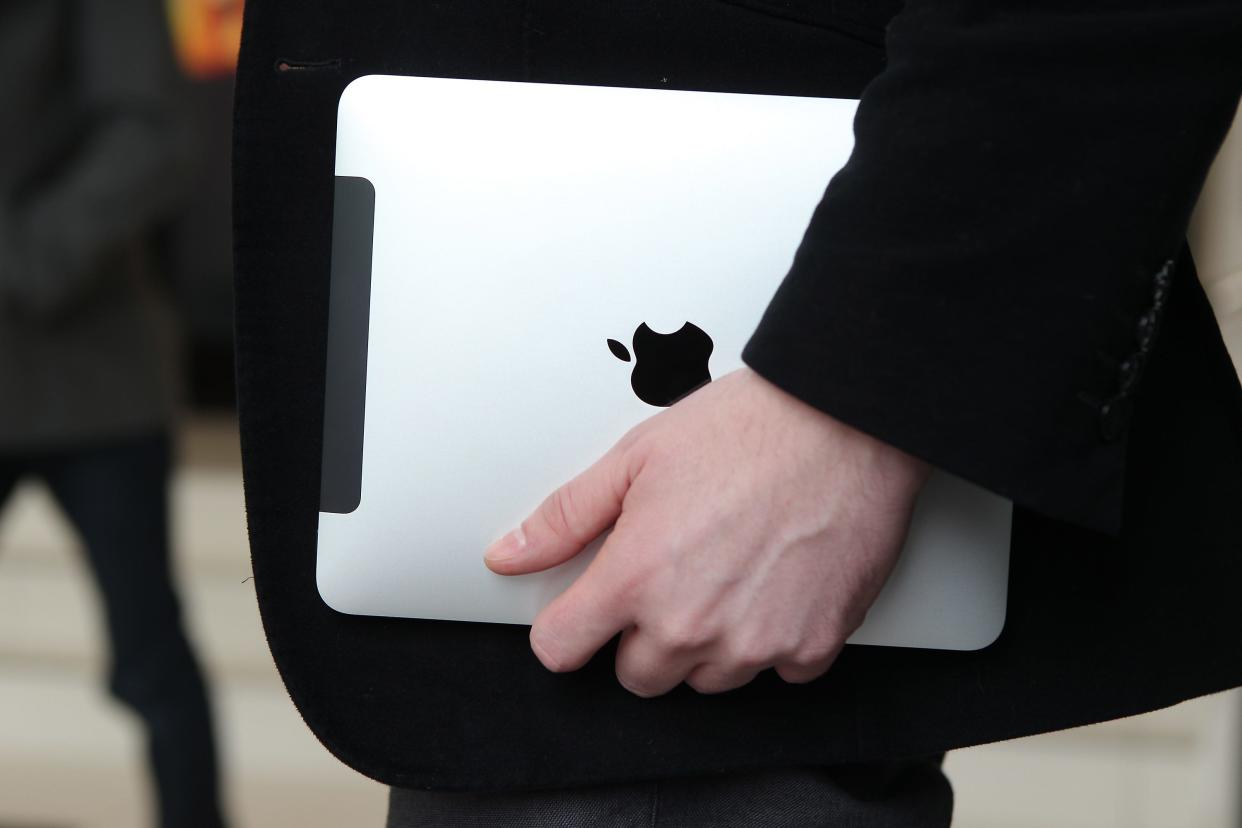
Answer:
[{"left": 484, "top": 444, "right": 631, "bottom": 575}]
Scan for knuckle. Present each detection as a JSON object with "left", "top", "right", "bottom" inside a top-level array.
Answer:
[
  {"left": 725, "top": 636, "right": 778, "bottom": 671},
  {"left": 789, "top": 644, "right": 837, "bottom": 671},
  {"left": 654, "top": 618, "right": 713, "bottom": 653},
  {"left": 776, "top": 663, "right": 822, "bottom": 685},
  {"left": 775, "top": 639, "right": 841, "bottom": 684}
]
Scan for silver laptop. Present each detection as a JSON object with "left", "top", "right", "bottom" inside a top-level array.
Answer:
[{"left": 317, "top": 74, "right": 1012, "bottom": 651}]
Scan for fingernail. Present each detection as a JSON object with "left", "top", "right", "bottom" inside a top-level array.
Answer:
[{"left": 484, "top": 525, "right": 526, "bottom": 563}]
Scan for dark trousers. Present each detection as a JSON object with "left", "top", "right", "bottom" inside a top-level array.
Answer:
[
  {"left": 388, "top": 758, "right": 952, "bottom": 827},
  {"left": 0, "top": 431, "right": 226, "bottom": 828}
]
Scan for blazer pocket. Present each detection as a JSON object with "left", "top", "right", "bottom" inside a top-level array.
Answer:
[{"left": 712, "top": 0, "right": 899, "bottom": 47}]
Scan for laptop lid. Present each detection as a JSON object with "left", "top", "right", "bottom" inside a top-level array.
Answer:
[{"left": 318, "top": 74, "right": 1012, "bottom": 651}]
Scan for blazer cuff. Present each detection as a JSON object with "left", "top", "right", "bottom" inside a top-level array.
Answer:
[{"left": 740, "top": 242, "right": 1150, "bottom": 536}]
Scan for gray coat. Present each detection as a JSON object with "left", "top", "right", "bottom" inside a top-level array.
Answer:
[{"left": 0, "top": 0, "right": 190, "bottom": 453}]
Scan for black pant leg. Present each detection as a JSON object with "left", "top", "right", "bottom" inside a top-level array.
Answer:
[
  {"left": 387, "top": 757, "right": 952, "bottom": 828},
  {"left": 40, "top": 432, "right": 226, "bottom": 828},
  {"left": 387, "top": 778, "right": 657, "bottom": 828},
  {"left": 651, "top": 759, "right": 953, "bottom": 828},
  {"left": 0, "top": 457, "right": 20, "bottom": 511}
]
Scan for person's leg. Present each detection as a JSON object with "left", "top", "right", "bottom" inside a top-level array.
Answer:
[
  {"left": 387, "top": 757, "right": 952, "bottom": 828},
  {"left": 41, "top": 432, "right": 226, "bottom": 828},
  {"left": 388, "top": 777, "right": 656, "bottom": 828},
  {"left": 651, "top": 759, "right": 953, "bottom": 828},
  {"left": 0, "top": 456, "right": 21, "bottom": 512}
]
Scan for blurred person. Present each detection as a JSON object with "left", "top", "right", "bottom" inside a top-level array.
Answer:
[
  {"left": 0, "top": 2, "right": 227, "bottom": 827},
  {"left": 167, "top": 0, "right": 246, "bottom": 80},
  {"left": 1190, "top": 104, "right": 1242, "bottom": 370},
  {"left": 232, "top": 1, "right": 1242, "bottom": 826}
]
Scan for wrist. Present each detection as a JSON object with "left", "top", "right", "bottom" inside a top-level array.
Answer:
[{"left": 743, "top": 365, "right": 932, "bottom": 497}]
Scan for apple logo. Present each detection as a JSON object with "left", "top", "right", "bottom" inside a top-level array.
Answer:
[{"left": 607, "top": 322, "right": 714, "bottom": 407}]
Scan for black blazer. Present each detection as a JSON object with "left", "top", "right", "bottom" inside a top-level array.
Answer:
[{"left": 232, "top": 0, "right": 1242, "bottom": 791}]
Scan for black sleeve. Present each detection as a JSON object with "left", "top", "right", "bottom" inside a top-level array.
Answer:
[
  {"left": 742, "top": 0, "right": 1242, "bottom": 535},
  {"left": 0, "top": 0, "right": 191, "bottom": 321}
]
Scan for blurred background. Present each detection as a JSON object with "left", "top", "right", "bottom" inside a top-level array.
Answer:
[{"left": 0, "top": 2, "right": 1239, "bottom": 826}]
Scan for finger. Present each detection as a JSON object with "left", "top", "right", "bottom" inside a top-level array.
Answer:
[
  {"left": 484, "top": 444, "right": 631, "bottom": 575},
  {"left": 614, "top": 625, "right": 702, "bottom": 698},
  {"left": 528, "top": 538, "right": 637, "bottom": 673},
  {"left": 773, "top": 645, "right": 841, "bottom": 685},
  {"left": 684, "top": 662, "right": 764, "bottom": 695}
]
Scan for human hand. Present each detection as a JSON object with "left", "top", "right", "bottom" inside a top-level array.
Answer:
[{"left": 484, "top": 367, "right": 931, "bottom": 697}]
